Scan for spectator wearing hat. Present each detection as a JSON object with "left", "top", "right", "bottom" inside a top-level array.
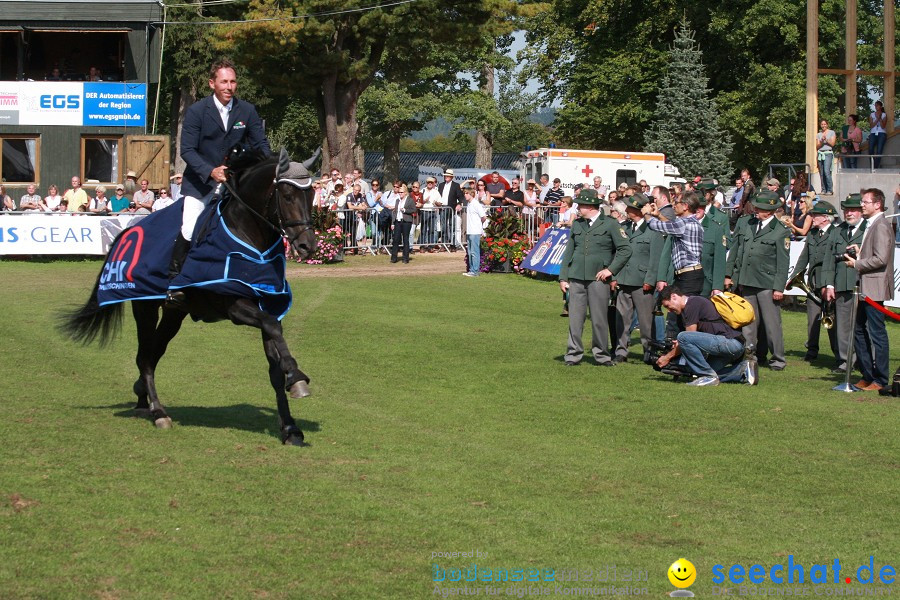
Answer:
[
  {"left": 842, "top": 187, "right": 893, "bottom": 391},
  {"left": 822, "top": 194, "right": 865, "bottom": 374},
  {"left": 437, "top": 169, "right": 464, "bottom": 250},
  {"left": 123, "top": 170, "right": 138, "bottom": 196},
  {"left": 612, "top": 193, "right": 661, "bottom": 363},
  {"left": 110, "top": 184, "right": 129, "bottom": 212},
  {"left": 559, "top": 189, "right": 632, "bottom": 367},
  {"left": 523, "top": 178, "right": 539, "bottom": 217},
  {"left": 793, "top": 200, "right": 839, "bottom": 364},
  {"left": 170, "top": 173, "right": 183, "bottom": 201},
  {"left": 726, "top": 189, "right": 791, "bottom": 371}
]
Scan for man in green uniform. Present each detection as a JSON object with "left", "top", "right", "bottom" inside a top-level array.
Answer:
[
  {"left": 612, "top": 194, "right": 661, "bottom": 363},
  {"left": 821, "top": 194, "right": 865, "bottom": 374},
  {"left": 792, "top": 200, "right": 839, "bottom": 364},
  {"left": 696, "top": 192, "right": 729, "bottom": 297},
  {"left": 728, "top": 190, "right": 791, "bottom": 370},
  {"left": 698, "top": 179, "right": 730, "bottom": 234},
  {"left": 559, "top": 189, "right": 633, "bottom": 366}
]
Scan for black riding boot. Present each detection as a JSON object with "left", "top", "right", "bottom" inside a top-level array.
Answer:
[{"left": 164, "top": 234, "right": 191, "bottom": 309}]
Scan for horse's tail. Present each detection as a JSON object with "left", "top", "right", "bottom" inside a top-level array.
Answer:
[{"left": 58, "top": 258, "right": 124, "bottom": 347}]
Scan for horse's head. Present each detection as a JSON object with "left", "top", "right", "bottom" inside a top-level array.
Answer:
[{"left": 274, "top": 149, "right": 317, "bottom": 261}]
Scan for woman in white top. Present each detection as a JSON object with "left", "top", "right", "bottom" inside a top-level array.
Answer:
[
  {"left": 868, "top": 100, "right": 887, "bottom": 168},
  {"left": 522, "top": 179, "right": 539, "bottom": 215},
  {"left": 474, "top": 180, "right": 491, "bottom": 206},
  {"left": 420, "top": 176, "right": 440, "bottom": 249},
  {"left": 45, "top": 185, "right": 63, "bottom": 211},
  {"left": 558, "top": 196, "right": 578, "bottom": 227}
]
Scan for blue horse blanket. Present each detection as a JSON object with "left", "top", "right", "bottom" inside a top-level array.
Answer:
[{"left": 96, "top": 199, "right": 292, "bottom": 320}]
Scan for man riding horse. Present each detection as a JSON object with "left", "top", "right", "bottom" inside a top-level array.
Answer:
[{"left": 167, "top": 58, "right": 272, "bottom": 308}]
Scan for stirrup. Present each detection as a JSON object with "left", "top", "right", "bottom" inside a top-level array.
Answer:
[{"left": 164, "top": 289, "right": 187, "bottom": 309}]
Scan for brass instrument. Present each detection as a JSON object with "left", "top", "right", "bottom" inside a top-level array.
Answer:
[
  {"left": 785, "top": 272, "right": 823, "bottom": 306},
  {"left": 822, "top": 300, "right": 835, "bottom": 330}
]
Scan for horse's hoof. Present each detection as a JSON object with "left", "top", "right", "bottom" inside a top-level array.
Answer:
[
  {"left": 283, "top": 432, "right": 305, "bottom": 446},
  {"left": 154, "top": 416, "right": 173, "bottom": 429},
  {"left": 289, "top": 380, "right": 311, "bottom": 399}
]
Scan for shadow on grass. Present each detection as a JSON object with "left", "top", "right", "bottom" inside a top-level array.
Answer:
[{"left": 86, "top": 402, "right": 321, "bottom": 441}]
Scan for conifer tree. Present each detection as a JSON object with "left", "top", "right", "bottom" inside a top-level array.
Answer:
[{"left": 644, "top": 19, "right": 733, "bottom": 181}]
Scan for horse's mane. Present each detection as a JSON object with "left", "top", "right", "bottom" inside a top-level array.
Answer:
[{"left": 227, "top": 148, "right": 274, "bottom": 183}]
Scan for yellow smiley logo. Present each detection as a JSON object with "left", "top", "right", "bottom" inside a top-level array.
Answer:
[{"left": 668, "top": 558, "right": 697, "bottom": 588}]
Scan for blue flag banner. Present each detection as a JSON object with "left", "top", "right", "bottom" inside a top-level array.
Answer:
[
  {"left": 96, "top": 199, "right": 292, "bottom": 320},
  {"left": 521, "top": 228, "right": 570, "bottom": 276}
]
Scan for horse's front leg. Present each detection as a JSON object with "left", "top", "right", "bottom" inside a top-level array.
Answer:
[
  {"left": 230, "top": 300, "right": 311, "bottom": 398},
  {"left": 262, "top": 331, "right": 304, "bottom": 446},
  {"left": 132, "top": 301, "right": 186, "bottom": 429}
]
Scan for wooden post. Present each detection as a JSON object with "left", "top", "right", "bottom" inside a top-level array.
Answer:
[
  {"left": 845, "top": 0, "right": 857, "bottom": 114},
  {"left": 885, "top": 0, "right": 895, "bottom": 134},
  {"left": 807, "top": 0, "right": 819, "bottom": 174}
]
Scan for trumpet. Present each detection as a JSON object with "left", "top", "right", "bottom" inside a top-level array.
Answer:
[
  {"left": 785, "top": 272, "right": 823, "bottom": 306},
  {"left": 822, "top": 300, "right": 835, "bottom": 330}
]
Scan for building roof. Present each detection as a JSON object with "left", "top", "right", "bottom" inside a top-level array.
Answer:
[
  {"left": 363, "top": 152, "right": 521, "bottom": 183},
  {"left": 0, "top": 0, "right": 162, "bottom": 22}
]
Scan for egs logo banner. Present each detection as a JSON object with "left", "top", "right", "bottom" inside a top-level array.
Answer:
[{"left": 5, "top": 82, "right": 146, "bottom": 127}]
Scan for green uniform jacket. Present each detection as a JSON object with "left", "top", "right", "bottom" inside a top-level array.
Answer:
[
  {"left": 725, "top": 213, "right": 755, "bottom": 285},
  {"left": 732, "top": 217, "right": 791, "bottom": 291},
  {"left": 700, "top": 213, "right": 729, "bottom": 296},
  {"left": 793, "top": 224, "right": 835, "bottom": 291},
  {"left": 559, "top": 215, "right": 633, "bottom": 281},
  {"left": 708, "top": 205, "right": 731, "bottom": 243},
  {"left": 613, "top": 220, "right": 661, "bottom": 287},
  {"left": 821, "top": 221, "right": 864, "bottom": 292}
]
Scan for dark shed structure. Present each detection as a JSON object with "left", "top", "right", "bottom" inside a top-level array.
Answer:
[{"left": 0, "top": 0, "right": 166, "bottom": 201}]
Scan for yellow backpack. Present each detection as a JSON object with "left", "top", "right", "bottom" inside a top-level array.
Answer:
[{"left": 710, "top": 292, "right": 755, "bottom": 329}]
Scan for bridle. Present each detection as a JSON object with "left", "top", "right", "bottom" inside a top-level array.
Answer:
[{"left": 222, "top": 167, "right": 314, "bottom": 249}]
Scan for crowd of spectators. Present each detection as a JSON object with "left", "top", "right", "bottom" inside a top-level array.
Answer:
[{"left": 0, "top": 173, "right": 184, "bottom": 215}]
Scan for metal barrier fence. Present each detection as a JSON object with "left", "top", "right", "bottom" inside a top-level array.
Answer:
[{"left": 329, "top": 205, "right": 562, "bottom": 254}]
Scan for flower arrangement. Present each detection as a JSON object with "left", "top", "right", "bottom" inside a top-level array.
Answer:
[
  {"left": 288, "top": 208, "right": 343, "bottom": 265},
  {"left": 477, "top": 210, "right": 533, "bottom": 273}
]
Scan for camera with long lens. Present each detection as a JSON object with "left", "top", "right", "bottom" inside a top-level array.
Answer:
[
  {"left": 833, "top": 246, "right": 857, "bottom": 260},
  {"left": 648, "top": 338, "right": 676, "bottom": 368}
]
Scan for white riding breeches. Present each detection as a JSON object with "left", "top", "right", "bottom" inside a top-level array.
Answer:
[{"left": 181, "top": 194, "right": 208, "bottom": 240}]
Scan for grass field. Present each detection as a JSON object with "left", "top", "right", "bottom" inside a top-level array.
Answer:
[{"left": 2, "top": 259, "right": 900, "bottom": 599}]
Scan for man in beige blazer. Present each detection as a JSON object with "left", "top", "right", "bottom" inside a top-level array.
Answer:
[{"left": 845, "top": 187, "right": 894, "bottom": 391}]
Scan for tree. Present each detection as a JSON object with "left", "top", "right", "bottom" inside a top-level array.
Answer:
[
  {"left": 643, "top": 19, "right": 732, "bottom": 181},
  {"left": 220, "top": 0, "right": 492, "bottom": 174}
]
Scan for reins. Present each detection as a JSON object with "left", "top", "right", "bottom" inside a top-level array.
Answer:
[{"left": 221, "top": 162, "right": 314, "bottom": 248}]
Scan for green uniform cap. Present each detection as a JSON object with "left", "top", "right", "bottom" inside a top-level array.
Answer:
[
  {"left": 623, "top": 195, "right": 646, "bottom": 210},
  {"left": 576, "top": 188, "right": 602, "bottom": 205},
  {"left": 810, "top": 201, "right": 837, "bottom": 216},
  {"left": 841, "top": 193, "right": 862, "bottom": 208},
  {"left": 697, "top": 178, "right": 717, "bottom": 191},
  {"left": 752, "top": 189, "right": 781, "bottom": 210}
]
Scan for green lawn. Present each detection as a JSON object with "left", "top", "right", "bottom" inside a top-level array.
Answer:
[{"left": 1, "top": 260, "right": 899, "bottom": 599}]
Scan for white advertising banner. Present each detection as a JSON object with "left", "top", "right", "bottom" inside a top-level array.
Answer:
[{"left": 0, "top": 214, "right": 146, "bottom": 255}]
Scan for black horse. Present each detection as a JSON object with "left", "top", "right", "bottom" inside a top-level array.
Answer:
[{"left": 61, "top": 148, "right": 317, "bottom": 445}]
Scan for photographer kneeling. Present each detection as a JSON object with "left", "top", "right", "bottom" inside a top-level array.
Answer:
[{"left": 655, "top": 286, "right": 759, "bottom": 387}]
